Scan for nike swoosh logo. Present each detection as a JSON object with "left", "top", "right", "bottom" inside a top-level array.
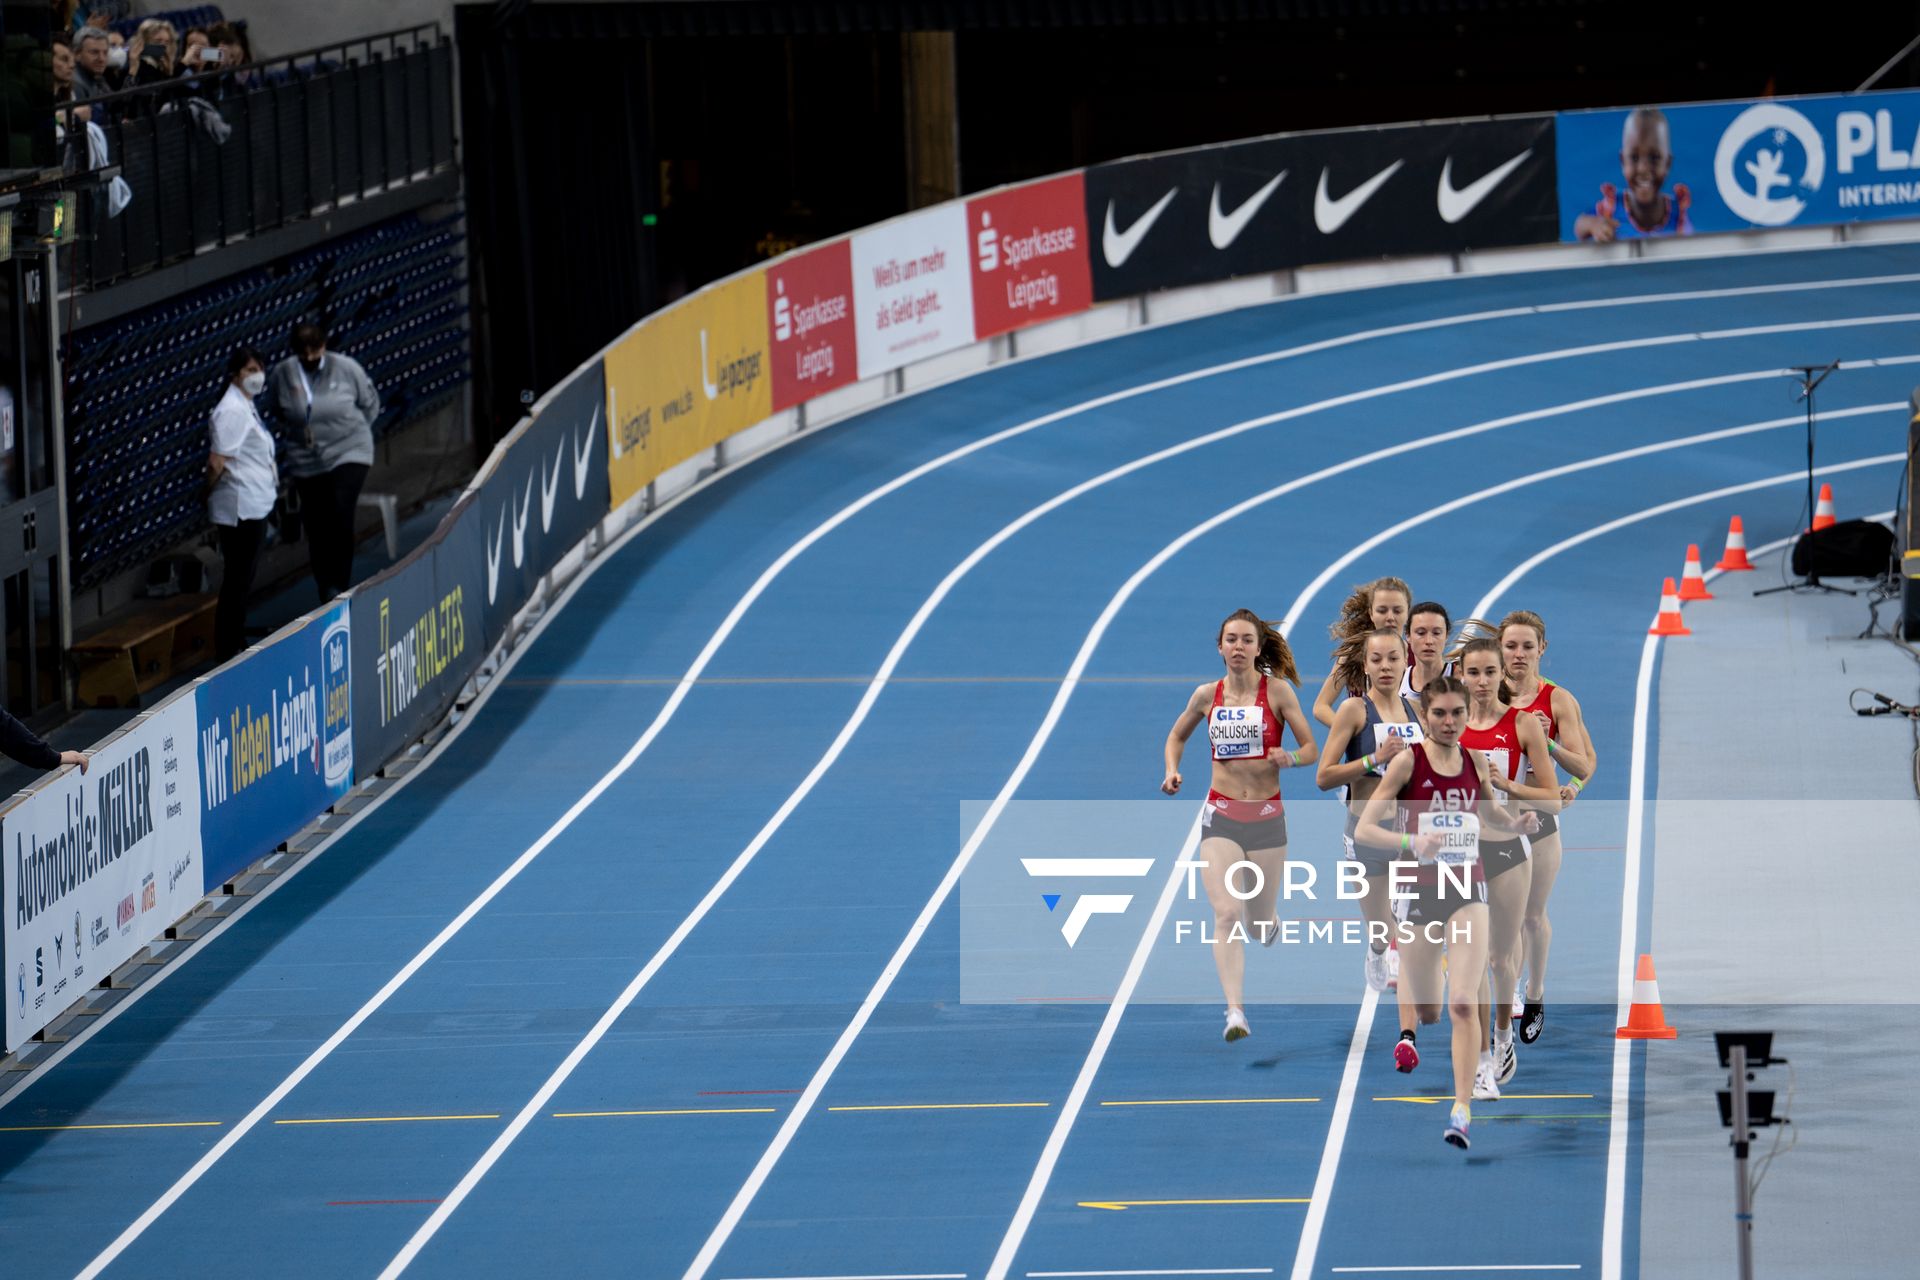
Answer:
[
  {"left": 540, "top": 440, "right": 563, "bottom": 533},
  {"left": 511, "top": 473, "right": 531, "bottom": 569},
  {"left": 572, "top": 407, "right": 599, "bottom": 501},
  {"left": 700, "top": 330, "right": 720, "bottom": 401},
  {"left": 486, "top": 504, "right": 505, "bottom": 605},
  {"left": 1208, "top": 171, "right": 1286, "bottom": 249},
  {"left": 1436, "top": 149, "right": 1532, "bottom": 224},
  {"left": 1313, "top": 160, "right": 1404, "bottom": 234},
  {"left": 1101, "top": 187, "right": 1177, "bottom": 268}
]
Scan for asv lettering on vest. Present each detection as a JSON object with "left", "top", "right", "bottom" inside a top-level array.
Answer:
[{"left": 1208, "top": 706, "right": 1262, "bottom": 760}]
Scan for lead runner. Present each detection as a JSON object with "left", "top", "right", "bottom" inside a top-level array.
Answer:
[{"left": 1162, "top": 609, "right": 1318, "bottom": 1043}]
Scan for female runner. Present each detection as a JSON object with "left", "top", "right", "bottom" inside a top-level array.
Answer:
[
  {"left": 1356, "top": 676, "right": 1538, "bottom": 1149},
  {"left": 1163, "top": 609, "right": 1319, "bottom": 1042},
  {"left": 1403, "top": 600, "right": 1454, "bottom": 700},
  {"left": 1315, "top": 629, "right": 1423, "bottom": 999},
  {"left": 1456, "top": 636, "right": 1559, "bottom": 1097},
  {"left": 1498, "top": 610, "right": 1595, "bottom": 1044},
  {"left": 1311, "top": 577, "right": 1412, "bottom": 728}
]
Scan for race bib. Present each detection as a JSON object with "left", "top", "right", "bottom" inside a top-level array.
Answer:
[
  {"left": 1417, "top": 810, "right": 1480, "bottom": 866},
  {"left": 1209, "top": 705, "right": 1264, "bottom": 761},
  {"left": 1377, "top": 720, "right": 1424, "bottom": 748}
]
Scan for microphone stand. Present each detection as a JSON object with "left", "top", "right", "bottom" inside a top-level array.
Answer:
[{"left": 1756, "top": 361, "right": 1855, "bottom": 597}]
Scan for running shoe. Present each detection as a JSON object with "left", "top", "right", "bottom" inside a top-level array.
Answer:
[
  {"left": 1393, "top": 1032, "right": 1419, "bottom": 1073},
  {"left": 1519, "top": 1000, "right": 1545, "bottom": 1044},
  {"left": 1385, "top": 944, "right": 1400, "bottom": 991},
  {"left": 1364, "top": 946, "right": 1391, "bottom": 992},
  {"left": 1511, "top": 988, "right": 1525, "bottom": 1019},
  {"left": 1494, "top": 1034, "right": 1518, "bottom": 1085},
  {"left": 1473, "top": 1055, "right": 1500, "bottom": 1101},
  {"left": 1444, "top": 1102, "right": 1472, "bottom": 1149},
  {"left": 1224, "top": 1007, "right": 1251, "bottom": 1042}
]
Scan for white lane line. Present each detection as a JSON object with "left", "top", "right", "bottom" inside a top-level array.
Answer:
[
  {"left": 1287, "top": 991, "right": 1380, "bottom": 1280},
  {"left": 1011, "top": 433, "right": 1897, "bottom": 1280},
  {"left": 49, "top": 273, "right": 1917, "bottom": 1273},
  {"left": 386, "top": 324, "right": 1908, "bottom": 1280},
  {"left": 1291, "top": 472, "right": 1895, "bottom": 1280},
  {"left": 1284, "top": 392, "right": 1905, "bottom": 633},
  {"left": 1482, "top": 518, "right": 1880, "bottom": 1280}
]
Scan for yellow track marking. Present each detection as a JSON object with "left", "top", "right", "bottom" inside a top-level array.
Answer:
[
  {"left": 827, "top": 1102, "right": 1050, "bottom": 1112},
  {"left": 1079, "top": 1197, "right": 1310, "bottom": 1211},
  {"left": 1372, "top": 1093, "right": 1594, "bottom": 1105},
  {"left": 1099, "top": 1097, "right": 1319, "bottom": 1107},
  {"left": 0, "top": 1120, "right": 222, "bottom": 1133},
  {"left": 274, "top": 1114, "right": 500, "bottom": 1125},
  {"left": 551, "top": 1107, "right": 777, "bottom": 1118}
]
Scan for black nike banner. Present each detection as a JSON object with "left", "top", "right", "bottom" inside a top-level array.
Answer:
[
  {"left": 476, "top": 360, "right": 613, "bottom": 650},
  {"left": 1084, "top": 115, "right": 1558, "bottom": 300}
]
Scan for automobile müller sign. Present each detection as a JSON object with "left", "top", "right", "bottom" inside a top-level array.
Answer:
[
  {"left": 1556, "top": 88, "right": 1920, "bottom": 240},
  {"left": 4, "top": 698, "right": 204, "bottom": 1050}
]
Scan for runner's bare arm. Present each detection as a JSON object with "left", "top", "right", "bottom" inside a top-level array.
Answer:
[
  {"left": 1162, "top": 682, "right": 1212, "bottom": 795},
  {"left": 1267, "top": 680, "right": 1320, "bottom": 768}
]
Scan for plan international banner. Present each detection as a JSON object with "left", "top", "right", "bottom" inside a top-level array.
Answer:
[
  {"left": 3, "top": 699, "right": 203, "bottom": 1050},
  {"left": 1556, "top": 89, "right": 1920, "bottom": 239}
]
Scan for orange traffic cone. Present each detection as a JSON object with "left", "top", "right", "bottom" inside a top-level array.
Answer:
[
  {"left": 1810, "top": 483, "right": 1837, "bottom": 532},
  {"left": 1648, "top": 578, "right": 1690, "bottom": 636},
  {"left": 1714, "top": 516, "right": 1754, "bottom": 572},
  {"left": 1616, "top": 953, "right": 1678, "bottom": 1039},
  {"left": 1677, "top": 544, "right": 1713, "bottom": 600}
]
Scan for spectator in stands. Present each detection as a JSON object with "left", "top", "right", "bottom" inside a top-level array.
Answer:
[
  {"left": 0, "top": 708, "right": 89, "bottom": 776},
  {"left": 209, "top": 347, "right": 278, "bottom": 661},
  {"left": 208, "top": 22, "right": 249, "bottom": 86},
  {"left": 270, "top": 323, "right": 380, "bottom": 602},
  {"left": 51, "top": 36, "right": 76, "bottom": 102},
  {"left": 127, "top": 19, "right": 179, "bottom": 90},
  {"left": 70, "top": 29, "right": 115, "bottom": 102},
  {"left": 181, "top": 28, "right": 211, "bottom": 74}
]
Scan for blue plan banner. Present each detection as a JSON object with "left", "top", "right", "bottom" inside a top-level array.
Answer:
[
  {"left": 477, "top": 361, "right": 610, "bottom": 650},
  {"left": 1557, "top": 89, "right": 1920, "bottom": 241},
  {"left": 195, "top": 602, "right": 353, "bottom": 887}
]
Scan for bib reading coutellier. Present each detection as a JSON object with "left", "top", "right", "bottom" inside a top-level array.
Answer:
[
  {"left": 1209, "top": 706, "right": 1263, "bottom": 761},
  {"left": 1416, "top": 810, "right": 1481, "bottom": 865}
]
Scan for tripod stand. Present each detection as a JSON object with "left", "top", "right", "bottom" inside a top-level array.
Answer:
[{"left": 1755, "top": 361, "right": 1856, "bottom": 597}]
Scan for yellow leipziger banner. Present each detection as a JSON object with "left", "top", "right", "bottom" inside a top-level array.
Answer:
[{"left": 603, "top": 269, "right": 772, "bottom": 506}]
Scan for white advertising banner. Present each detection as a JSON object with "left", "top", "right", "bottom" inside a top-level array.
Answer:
[
  {"left": 4, "top": 699, "right": 204, "bottom": 1050},
  {"left": 850, "top": 203, "right": 977, "bottom": 380}
]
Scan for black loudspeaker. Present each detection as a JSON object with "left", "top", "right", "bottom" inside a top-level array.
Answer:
[{"left": 1791, "top": 518, "right": 1894, "bottom": 578}]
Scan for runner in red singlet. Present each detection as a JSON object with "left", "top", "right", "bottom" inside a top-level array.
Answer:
[
  {"left": 1356, "top": 676, "right": 1538, "bottom": 1150},
  {"left": 1163, "top": 609, "right": 1319, "bottom": 1042},
  {"left": 1456, "top": 637, "right": 1559, "bottom": 1098},
  {"left": 1498, "top": 610, "right": 1594, "bottom": 1045}
]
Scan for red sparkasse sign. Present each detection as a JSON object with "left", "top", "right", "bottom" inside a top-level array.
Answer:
[
  {"left": 967, "top": 173, "right": 1094, "bottom": 340},
  {"left": 766, "top": 238, "right": 858, "bottom": 412}
]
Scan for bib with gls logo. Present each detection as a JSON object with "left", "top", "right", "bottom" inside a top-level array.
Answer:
[
  {"left": 1209, "top": 705, "right": 1265, "bottom": 761},
  {"left": 1417, "top": 810, "right": 1481, "bottom": 866}
]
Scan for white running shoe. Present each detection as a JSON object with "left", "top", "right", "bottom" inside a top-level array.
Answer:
[
  {"left": 1223, "top": 1007, "right": 1251, "bottom": 1042},
  {"left": 1364, "top": 946, "right": 1391, "bottom": 993},
  {"left": 1473, "top": 1055, "right": 1501, "bottom": 1101},
  {"left": 1511, "top": 989, "right": 1526, "bottom": 1019},
  {"left": 1494, "top": 1034, "right": 1518, "bottom": 1085},
  {"left": 1444, "top": 1102, "right": 1472, "bottom": 1149},
  {"left": 1385, "top": 944, "right": 1400, "bottom": 991}
]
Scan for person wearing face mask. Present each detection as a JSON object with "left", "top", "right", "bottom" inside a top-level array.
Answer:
[
  {"left": 269, "top": 322, "right": 380, "bottom": 602},
  {"left": 208, "top": 347, "right": 278, "bottom": 661}
]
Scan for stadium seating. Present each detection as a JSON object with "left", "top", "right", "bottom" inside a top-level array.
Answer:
[{"left": 62, "top": 211, "right": 470, "bottom": 588}]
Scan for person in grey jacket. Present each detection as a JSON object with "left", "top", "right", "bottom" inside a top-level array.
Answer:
[{"left": 269, "top": 322, "right": 380, "bottom": 601}]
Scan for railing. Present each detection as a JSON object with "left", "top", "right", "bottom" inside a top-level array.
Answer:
[
  {"left": 54, "top": 25, "right": 453, "bottom": 292},
  {"left": 7, "top": 84, "right": 1920, "bottom": 1056}
]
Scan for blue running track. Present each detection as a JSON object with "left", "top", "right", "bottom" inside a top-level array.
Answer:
[{"left": 4, "top": 243, "right": 1917, "bottom": 1280}]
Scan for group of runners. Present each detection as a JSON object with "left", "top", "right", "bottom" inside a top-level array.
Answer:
[{"left": 1161, "top": 578, "right": 1595, "bottom": 1151}]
